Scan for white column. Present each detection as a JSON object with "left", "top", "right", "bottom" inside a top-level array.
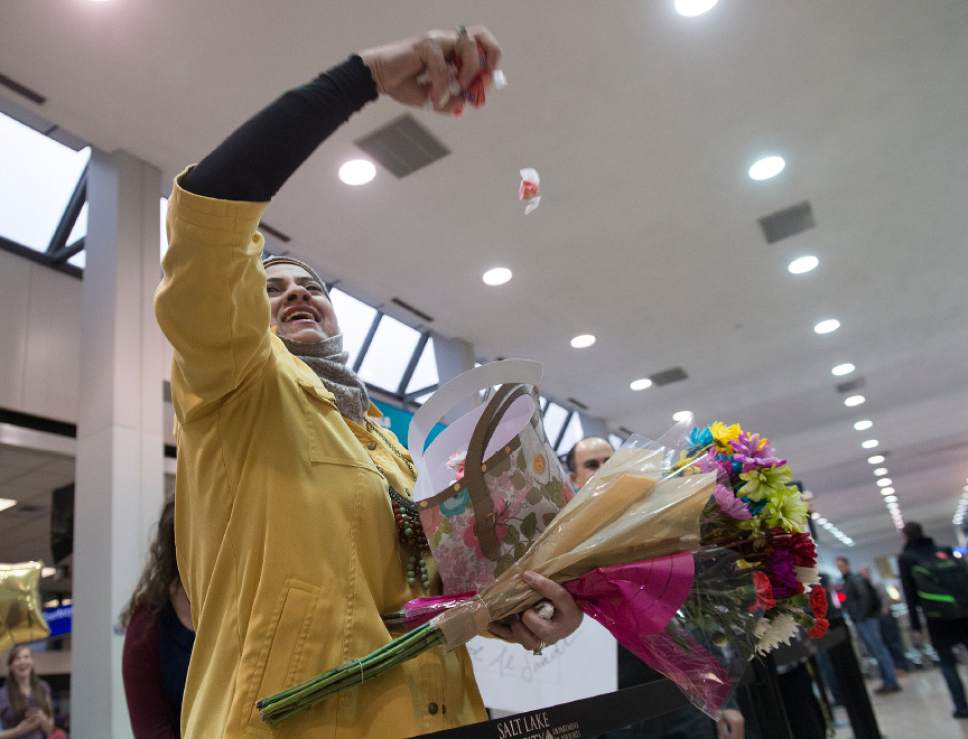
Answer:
[{"left": 72, "top": 149, "right": 165, "bottom": 738}]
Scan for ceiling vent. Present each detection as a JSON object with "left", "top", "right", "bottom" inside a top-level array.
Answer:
[
  {"left": 354, "top": 114, "right": 450, "bottom": 178},
  {"left": 649, "top": 367, "right": 689, "bottom": 387},
  {"left": 836, "top": 377, "right": 867, "bottom": 394},
  {"left": 758, "top": 201, "right": 815, "bottom": 244}
]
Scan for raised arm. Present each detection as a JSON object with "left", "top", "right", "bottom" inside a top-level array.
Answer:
[{"left": 155, "top": 28, "right": 500, "bottom": 413}]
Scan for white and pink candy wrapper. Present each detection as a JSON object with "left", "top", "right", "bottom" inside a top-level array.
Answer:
[{"left": 519, "top": 168, "right": 541, "bottom": 214}]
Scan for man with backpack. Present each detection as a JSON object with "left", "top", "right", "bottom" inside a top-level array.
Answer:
[
  {"left": 899, "top": 522, "right": 968, "bottom": 718},
  {"left": 836, "top": 556, "right": 902, "bottom": 694}
]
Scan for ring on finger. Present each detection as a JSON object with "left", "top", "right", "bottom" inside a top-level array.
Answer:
[
  {"left": 456, "top": 24, "right": 470, "bottom": 41},
  {"left": 532, "top": 641, "right": 546, "bottom": 656}
]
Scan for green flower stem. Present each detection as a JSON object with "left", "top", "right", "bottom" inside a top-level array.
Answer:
[
  {"left": 262, "top": 631, "right": 442, "bottom": 723},
  {"left": 257, "top": 623, "right": 444, "bottom": 724},
  {"left": 259, "top": 623, "right": 435, "bottom": 708},
  {"left": 266, "top": 632, "right": 441, "bottom": 723}
]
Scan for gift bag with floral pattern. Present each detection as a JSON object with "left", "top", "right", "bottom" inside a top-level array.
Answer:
[{"left": 409, "top": 360, "right": 575, "bottom": 593}]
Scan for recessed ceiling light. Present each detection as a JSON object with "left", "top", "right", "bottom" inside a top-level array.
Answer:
[
  {"left": 832, "top": 363, "right": 855, "bottom": 376},
  {"left": 0, "top": 499, "right": 16, "bottom": 513},
  {"left": 884, "top": 495, "right": 898, "bottom": 503},
  {"left": 844, "top": 395, "right": 866, "bottom": 408},
  {"left": 880, "top": 487, "right": 895, "bottom": 496},
  {"left": 672, "top": 410, "right": 694, "bottom": 424},
  {"left": 873, "top": 467, "right": 888, "bottom": 476},
  {"left": 674, "top": 0, "right": 719, "bottom": 16},
  {"left": 867, "top": 454, "right": 885, "bottom": 464},
  {"left": 862, "top": 439, "right": 879, "bottom": 449},
  {"left": 482, "top": 267, "right": 512, "bottom": 286},
  {"left": 570, "top": 334, "right": 596, "bottom": 349},
  {"left": 876, "top": 478, "right": 893, "bottom": 488},
  {"left": 748, "top": 155, "right": 786, "bottom": 181},
  {"left": 853, "top": 419, "right": 873, "bottom": 431},
  {"left": 41, "top": 567, "right": 56, "bottom": 578},
  {"left": 338, "top": 159, "right": 376, "bottom": 186},
  {"left": 630, "top": 378, "right": 654, "bottom": 391},
  {"left": 787, "top": 255, "right": 819, "bottom": 275},
  {"left": 813, "top": 319, "right": 841, "bottom": 335}
]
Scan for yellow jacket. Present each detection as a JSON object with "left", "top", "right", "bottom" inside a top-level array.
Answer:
[{"left": 155, "top": 174, "right": 486, "bottom": 738}]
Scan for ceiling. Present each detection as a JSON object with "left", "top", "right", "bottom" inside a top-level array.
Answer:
[
  {"left": 1, "top": 0, "right": 967, "bottom": 553},
  {"left": 0, "top": 444, "right": 71, "bottom": 565}
]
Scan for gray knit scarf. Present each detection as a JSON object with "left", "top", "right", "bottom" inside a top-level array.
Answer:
[{"left": 282, "top": 333, "right": 371, "bottom": 422}]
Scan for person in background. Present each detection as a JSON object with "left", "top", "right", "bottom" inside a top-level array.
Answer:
[
  {"left": 0, "top": 646, "right": 55, "bottom": 739},
  {"left": 859, "top": 566, "right": 911, "bottom": 672},
  {"left": 835, "top": 557, "right": 901, "bottom": 694},
  {"left": 566, "top": 437, "right": 614, "bottom": 489},
  {"left": 571, "top": 439, "right": 746, "bottom": 738},
  {"left": 121, "top": 500, "right": 195, "bottom": 738},
  {"left": 899, "top": 522, "right": 968, "bottom": 719}
]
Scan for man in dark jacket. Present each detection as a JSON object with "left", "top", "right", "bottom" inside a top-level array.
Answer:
[
  {"left": 836, "top": 557, "right": 901, "bottom": 693},
  {"left": 899, "top": 522, "right": 968, "bottom": 718}
]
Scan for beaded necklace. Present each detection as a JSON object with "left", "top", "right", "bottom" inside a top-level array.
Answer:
[{"left": 364, "top": 418, "right": 432, "bottom": 590}]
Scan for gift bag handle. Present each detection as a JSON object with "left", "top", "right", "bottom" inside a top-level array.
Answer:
[
  {"left": 408, "top": 359, "right": 542, "bottom": 462},
  {"left": 463, "top": 383, "right": 535, "bottom": 560}
]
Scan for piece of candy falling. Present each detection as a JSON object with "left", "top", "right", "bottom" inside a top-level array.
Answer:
[{"left": 519, "top": 168, "right": 541, "bottom": 214}]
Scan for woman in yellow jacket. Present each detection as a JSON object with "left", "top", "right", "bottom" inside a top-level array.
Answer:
[{"left": 155, "top": 25, "right": 582, "bottom": 739}]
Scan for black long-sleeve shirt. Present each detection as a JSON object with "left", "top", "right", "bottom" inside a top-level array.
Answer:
[
  {"left": 898, "top": 536, "right": 944, "bottom": 631},
  {"left": 182, "top": 55, "right": 377, "bottom": 201}
]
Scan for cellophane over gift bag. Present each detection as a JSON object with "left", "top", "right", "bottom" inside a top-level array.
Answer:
[{"left": 408, "top": 360, "right": 574, "bottom": 593}]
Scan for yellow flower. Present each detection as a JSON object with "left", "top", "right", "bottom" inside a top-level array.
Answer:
[{"left": 710, "top": 421, "right": 743, "bottom": 449}]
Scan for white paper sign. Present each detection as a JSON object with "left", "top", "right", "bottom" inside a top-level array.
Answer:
[{"left": 467, "top": 618, "right": 617, "bottom": 713}]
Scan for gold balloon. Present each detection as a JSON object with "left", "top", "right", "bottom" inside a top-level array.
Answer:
[{"left": 0, "top": 562, "right": 49, "bottom": 652}]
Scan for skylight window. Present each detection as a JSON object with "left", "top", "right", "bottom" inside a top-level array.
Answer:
[
  {"left": 0, "top": 111, "right": 90, "bottom": 251},
  {"left": 328, "top": 288, "right": 378, "bottom": 368},
  {"left": 357, "top": 314, "right": 421, "bottom": 392}
]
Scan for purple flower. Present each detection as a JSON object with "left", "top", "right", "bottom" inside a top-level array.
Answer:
[
  {"left": 731, "top": 432, "right": 786, "bottom": 472},
  {"left": 713, "top": 484, "right": 752, "bottom": 520},
  {"left": 731, "top": 431, "right": 771, "bottom": 458},
  {"left": 768, "top": 548, "right": 802, "bottom": 598},
  {"left": 695, "top": 451, "right": 734, "bottom": 484}
]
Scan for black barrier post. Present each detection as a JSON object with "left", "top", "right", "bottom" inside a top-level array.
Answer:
[
  {"left": 740, "top": 655, "right": 793, "bottom": 738},
  {"left": 414, "top": 679, "right": 690, "bottom": 739},
  {"left": 824, "top": 623, "right": 882, "bottom": 739}
]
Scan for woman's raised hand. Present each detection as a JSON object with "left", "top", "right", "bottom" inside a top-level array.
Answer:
[{"left": 360, "top": 25, "right": 501, "bottom": 113}]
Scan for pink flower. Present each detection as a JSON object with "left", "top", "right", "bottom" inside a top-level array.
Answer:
[
  {"left": 713, "top": 484, "right": 752, "bottom": 520},
  {"left": 447, "top": 451, "right": 467, "bottom": 482}
]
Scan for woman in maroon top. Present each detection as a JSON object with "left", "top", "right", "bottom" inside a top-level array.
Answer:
[
  {"left": 121, "top": 501, "right": 195, "bottom": 738},
  {"left": 0, "top": 646, "right": 55, "bottom": 739}
]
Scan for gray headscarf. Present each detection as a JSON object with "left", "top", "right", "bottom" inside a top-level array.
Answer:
[{"left": 263, "top": 256, "right": 371, "bottom": 421}]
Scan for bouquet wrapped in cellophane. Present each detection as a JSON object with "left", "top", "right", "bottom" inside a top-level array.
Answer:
[{"left": 257, "top": 421, "right": 827, "bottom": 724}]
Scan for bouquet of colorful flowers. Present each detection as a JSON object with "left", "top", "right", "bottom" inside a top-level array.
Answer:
[{"left": 257, "top": 421, "right": 827, "bottom": 724}]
